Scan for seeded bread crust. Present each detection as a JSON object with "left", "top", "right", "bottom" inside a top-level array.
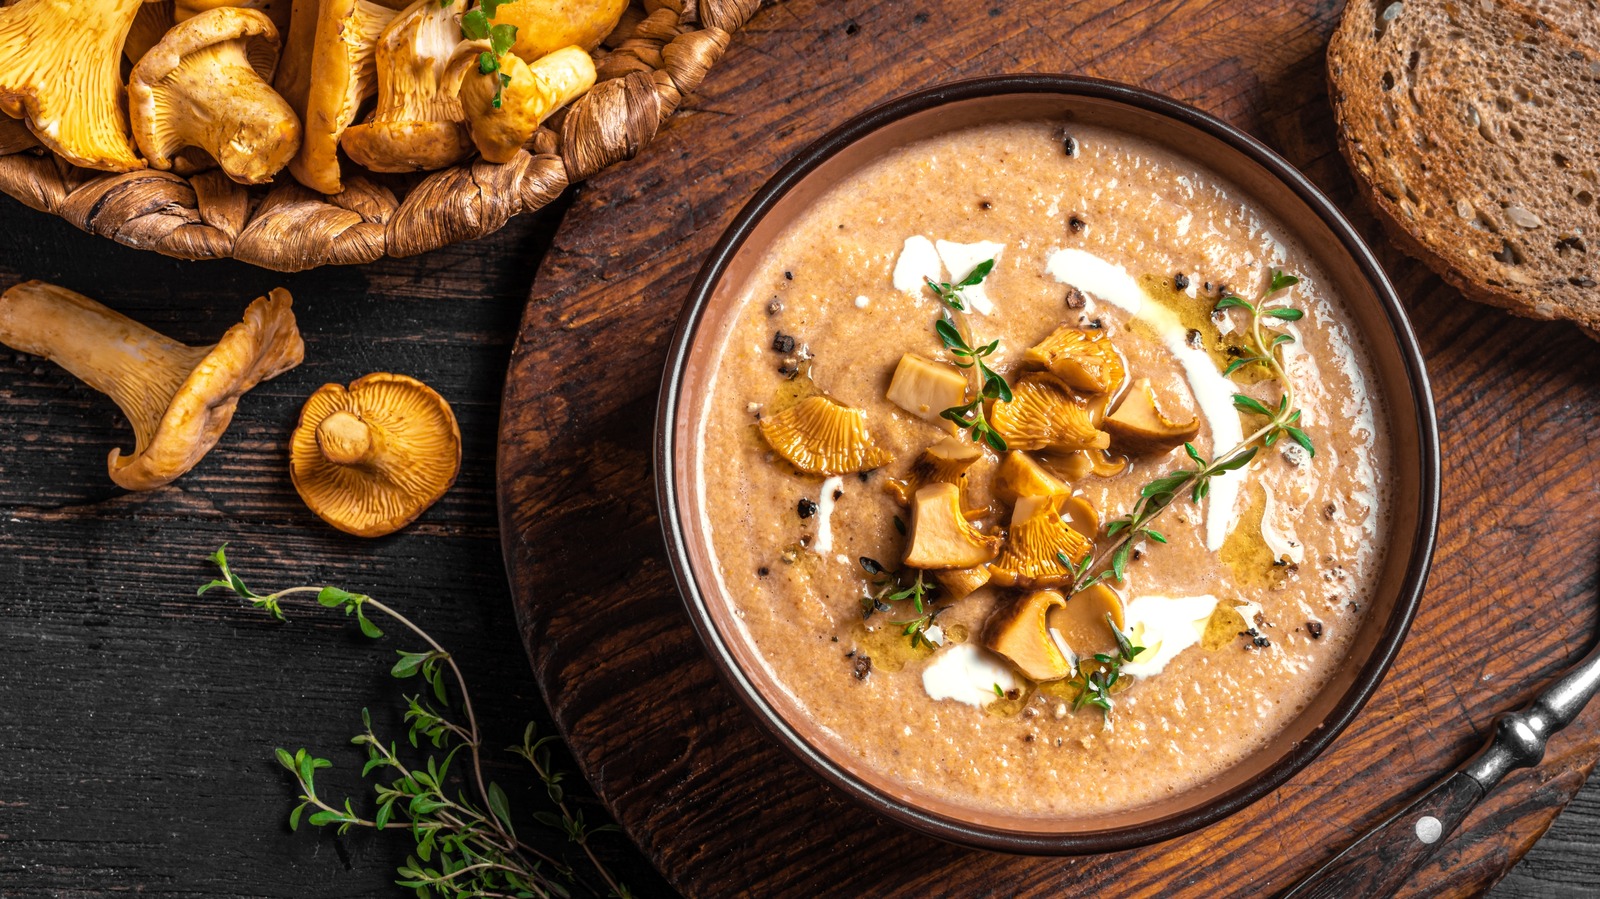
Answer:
[{"left": 1328, "top": 0, "right": 1600, "bottom": 331}]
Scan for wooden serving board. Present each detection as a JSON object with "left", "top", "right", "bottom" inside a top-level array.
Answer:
[{"left": 497, "top": 1, "right": 1600, "bottom": 894}]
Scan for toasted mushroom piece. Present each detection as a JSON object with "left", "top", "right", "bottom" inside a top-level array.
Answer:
[
  {"left": 129, "top": 7, "right": 301, "bottom": 184},
  {"left": 290, "top": 373, "right": 462, "bottom": 537},
  {"left": 990, "top": 372, "right": 1110, "bottom": 453},
  {"left": 0, "top": 281, "right": 304, "bottom": 490},
  {"left": 279, "top": 0, "right": 400, "bottom": 192},
  {"left": 994, "top": 451, "right": 1068, "bottom": 504},
  {"left": 341, "top": 0, "right": 474, "bottom": 172},
  {"left": 758, "top": 395, "right": 891, "bottom": 476},
  {"left": 1047, "top": 584, "right": 1126, "bottom": 661},
  {"left": 886, "top": 352, "right": 967, "bottom": 426},
  {"left": 934, "top": 565, "right": 991, "bottom": 602},
  {"left": 903, "top": 483, "right": 1001, "bottom": 570},
  {"left": 884, "top": 436, "right": 982, "bottom": 506},
  {"left": 1104, "top": 377, "right": 1201, "bottom": 455},
  {"left": 451, "top": 44, "right": 595, "bottom": 164},
  {"left": 485, "top": 0, "right": 626, "bottom": 61},
  {"left": 989, "top": 493, "right": 1093, "bottom": 589},
  {"left": 1022, "top": 325, "right": 1127, "bottom": 396},
  {"left": 985, "top": 590, "right": 1073, "bottom": 682},
  {"left": 0, "top": 0, "right": 146, "bottom": 170}
]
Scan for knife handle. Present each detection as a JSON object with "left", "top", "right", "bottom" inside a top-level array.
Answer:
[{"left": 1278, "top": 771, "right": 1483, "bottom": 899}]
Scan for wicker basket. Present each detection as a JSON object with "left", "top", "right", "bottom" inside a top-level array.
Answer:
[{"left": 0, "top": 0, "right": 757, "bottom": 272}]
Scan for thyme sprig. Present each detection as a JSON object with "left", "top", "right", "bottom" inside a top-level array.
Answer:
[
  {"left": 200, "top": 546, "right": 631, "bottom": 899},
  {"left": 1069, "top": 613, "right": 1146, "bottom": 719},
  {"left": 859, "top": 558, "right": 943, "bottom": 650},
  {"left": 1066, "top": 269, "right": 1314, "bottom": 595},
  {"left": 925, "top": 259, "right": 1012, "bottom": 452}
]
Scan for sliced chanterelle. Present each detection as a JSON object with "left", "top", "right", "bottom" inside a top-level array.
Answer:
[
  {"left": 129, "top": 7, "right": 301, "bottom": 185},
  {"left": 990, "top": 493, "right": 1093, "bottom": 588},
  {"left": 1047, "top": 583, "right": 1126, "bottom": 661},
  {"left": 0, "top": 281, "right": 304, "bottom": 490},
  {"left": 0, "top": 0, "right": 146, "bottom": 170},
  {"left": 886, "top": 352, "right": 967, "bottom": 426},
  {"left": 1023, "top": 325, "right": 1127, "bottom": 395},
  {"left": 277, "top": 0, "right": 400, "bottom": 193},
  {"left": 994, "top": 451, "right": 1068, "bottom": 504},
  {"left": 290, "top": 373, "right": 462, "bottom": 537},
  {"left": 985, "top": 589, "right": 1073, "bottom": 682},
  {"left": 903, "top": 482, "right": 1001, "bottom": 570},
  {"left": 485, "top": 0, "right": 627, "bottom": 61},
  {"left": 934, "top": 564, "right": 991, "bottom": 601},
  {"left": 451, "top": 44, "right": 596, "bottom": 164},
  {"left": 1104, "top": 377, "right": 1201, "bottom": 455},
  {"left": 341, "top": 0, "right": 474, "bottom": 172},
  {"left": 758, "top": 395, "right": 892, "bottom": 476},
  {"left": 990, "top": 372, "right": 1109, "bottom": 453},
  {"left": 884, "top": 436, "right": 982, "bottom": 505}
]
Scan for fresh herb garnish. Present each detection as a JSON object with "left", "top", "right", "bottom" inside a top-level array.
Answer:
[
  {"left": 859, "top": 558, "right": 942, "bottom": 650},
  {"left": 924, "top": 260, "right": 1012, "bottom": 452},
  {"left": 1068, "top": 613, "right": 1146, "bottom": 720},
  {"left": 200, "top": 546, "right": 630, "bottom": 899},
  {"left": 1068, "top": 269, "right": 1314, "bottom": 595},
  {"left": 461, "top": 0, "right": 518, "bottom": 108}
]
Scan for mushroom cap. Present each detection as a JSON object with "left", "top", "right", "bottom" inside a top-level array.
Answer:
[
  {"left": 0, "top": 0, "right": 147, "bottom": 170},
  {"left": 110, "top": 286, "right": 305, "bottom": 489},
  {"left": 454, "top": 44, "right": 595, "bottom": 165},
  {"left": 132, "top": 6, "right": 282, "bottom": 87},
  {"left": 286, "top": 0, "right": 399, "bottom": 193},
  {"left": 487, "top": 0, "right": 627, "bottom": 61},
  {"left": 177, "top": 0, "right": 291, "bottom": 32},
  {"left": 290, "top": 373, "right": 462, "bottom": 537}
]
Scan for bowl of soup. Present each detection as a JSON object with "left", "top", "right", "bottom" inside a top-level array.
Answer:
[{"left": 655, "top": 75, "right": 1438, "bottom": 853}]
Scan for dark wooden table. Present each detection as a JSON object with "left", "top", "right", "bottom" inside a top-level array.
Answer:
[{"left": 0, "top": 2, "right": 1598, "bottom": 897}]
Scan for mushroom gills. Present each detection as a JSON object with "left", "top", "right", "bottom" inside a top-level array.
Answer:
[
  {"left": 757, "top": 394, "right": 892, "bottom": 476},
  {"left": 989, "top": 372, "right": 1110, "bottom": 453},
  {"left": 989, "top": 493, "right": 1093, "bottom": 588},
  {"left": 902, "top": 482, "right": 1001, "bottom": 570},
  {"left": 886, "top": 352, "right": 967, "bottom": 426},
  {"left": 1022, "top": 325, "right": 1128, "bottom": 396},
  {"left": 884, "top": 436, "right": 982, "bottom": 506},
  {"left": 341, "top": 0, "right": 474, "bottom": 173},
  {"left": 1103, "top": 377, "right": 1200, "bottom": 455},
  {"left": 985, "top": 590, "right": 1073, "bottom": 682}
]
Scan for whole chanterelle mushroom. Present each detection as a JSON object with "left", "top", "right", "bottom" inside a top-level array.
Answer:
[
  {"left": 276, "top": 0, "right": 400, "bottom": 193},
  {"left": 451, "top": 44, "right": 595, "bottom": 164},
  {"left": 290, "top": 373, "right": 461, "bottom": 537},
  {"left": 485, "top": 0, "right": 625, "bottom": 62},
  {"left": 0, "top": 0, "right": 146, "bottom": 170},
  {"left": 0, "top": 281, "right": 305, "bottom": 490},
  {"left": 341, "top": 0, "right": 473, "bottom": 172},
  {"left": 129, "top": 7, "right": 302, "bottom": 185}
]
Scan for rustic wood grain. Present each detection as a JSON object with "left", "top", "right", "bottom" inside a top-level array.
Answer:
[
  {"left": 496, "top": 0, "right": 1600, "bottom": 896},
  {"left": 0, "top": 196, "right": 673, "bottom": 898}
]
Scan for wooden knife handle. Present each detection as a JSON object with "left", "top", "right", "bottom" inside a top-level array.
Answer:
[{"left": 1279, "top": 771, "right": 1484, "bottom": 899}]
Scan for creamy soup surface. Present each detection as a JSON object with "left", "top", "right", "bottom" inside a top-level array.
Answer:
[{"left": 691, "top": 120, "right": 1391, "bottom": 817}]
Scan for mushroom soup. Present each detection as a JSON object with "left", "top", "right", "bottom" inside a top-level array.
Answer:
[{"left": 691, "top": 121, "right": 1391, "bottom": 815}]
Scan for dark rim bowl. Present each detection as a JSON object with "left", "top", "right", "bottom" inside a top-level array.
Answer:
[{"left": 654, "top": 74, "right": 1439, "bottom": 855}]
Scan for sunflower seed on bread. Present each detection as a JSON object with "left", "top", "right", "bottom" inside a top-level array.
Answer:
[{"left": 1328, "top": 0, "right": 1600, "bottom": 331}]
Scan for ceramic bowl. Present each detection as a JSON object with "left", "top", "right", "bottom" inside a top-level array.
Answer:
[{"left": 655, "top": 74, "right": 1439, "bottom": 854}]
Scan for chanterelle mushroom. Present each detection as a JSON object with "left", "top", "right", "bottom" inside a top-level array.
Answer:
[
  {"left": 0, "top": 281, "right": 304, "bottom": 490},
  {"left": 485, "top": 0, "right": 625, "bottom": 61},
  {"left": 278, "top": 0, "right": 399, "bottom": 193},
  {"left": 451, "top": 44, "right": 595, "bottom": 165},
  {"left": 290, "top": 373, "right": 462, "bottom": 537},
  {"left": 0, "top": 0, "right": 146, "bottom": 170},
  {"left": 129, "top": 7, "right": 302, "bottom": 185},
  {"left": 341, "top": 0, "right": 474, "bottom": 172}
]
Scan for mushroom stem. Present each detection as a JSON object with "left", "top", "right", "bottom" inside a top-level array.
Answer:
[
  {"left": 316, "top": 410, "right": 384, "bottom": 466},
  {"left": 0, "top": 282, "right": 208, "bottom": 452}
]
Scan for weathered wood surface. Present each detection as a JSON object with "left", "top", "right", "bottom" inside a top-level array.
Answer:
[
  {"left": 497, "top": 0, "right": 1600, "bottom": 896},
  {"left": 0, "top": 201, "right": 671, "bottom": 897}
]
